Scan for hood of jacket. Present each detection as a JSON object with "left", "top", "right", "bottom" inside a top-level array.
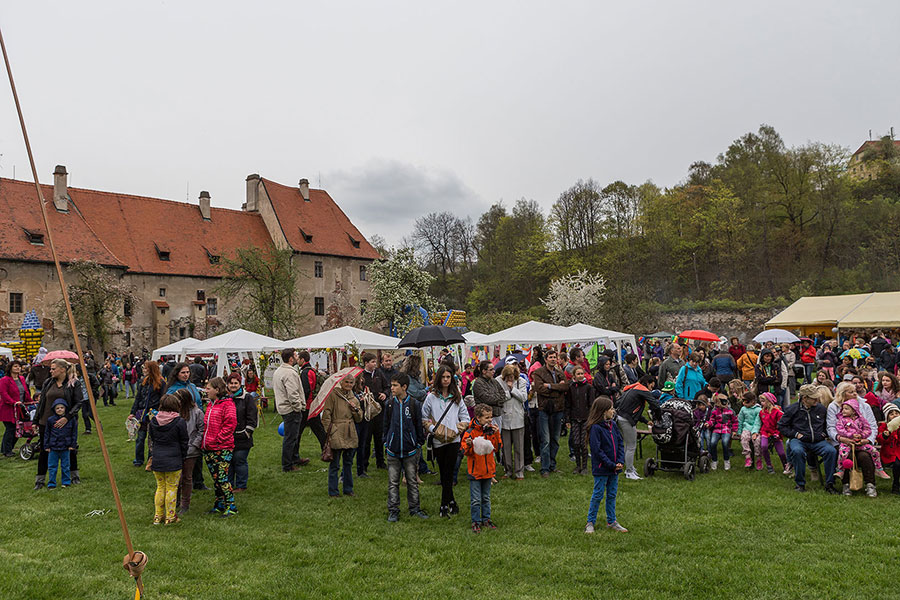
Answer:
[
  {"left": 843, "top": 397, "right": 861, "bottom": 417},
  {"left": 623, "top": 382, "right": 648, "bottom": 392},
  {"left": 51, "top": 398, "right": 68, "bottom": 410},
  {"left": 155, "top": 410, "right": 180, "bottom": 426}
]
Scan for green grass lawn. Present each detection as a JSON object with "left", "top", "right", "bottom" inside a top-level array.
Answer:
[{"left": 0, "top": 402, "right": 896, "bottom": 600}]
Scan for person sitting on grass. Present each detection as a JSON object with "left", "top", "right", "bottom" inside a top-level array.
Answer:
[
  {"left": 584, "top": 395, "right": 626, "bottom": 534},
  {"left": 461, "top": 403, "right": 502, "bottom": 533},
  {"left": 149, "top": 394, "right": 188, "bottom": 524},
  {"left": 384, "top": 372, "right": 428, "bottom": 522},
  {"left": 778, "top": 384, "right": 838, "bottom": 494}
]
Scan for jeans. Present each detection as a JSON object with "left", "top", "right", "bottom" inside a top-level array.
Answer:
[
  {"left": 134, "top": 425, "right": 149, "bottom": 465},
  {"left": 125, "top": 381, "right": 135, "bottom": 399},
  {"left": 281, "top": 411, "right": 303, "bottom": 471},
  {"left": 788, "top": 438, "right": 837, "bottom": 487},
  {"left": 616, "top": 416, "right": 637, "bottom": 474},
  {"left": 709, "top": 432, "right": 732, "bottom": 462},
  {"left": 469, "top": 477, "right": 492, "bottom": 523},
  {"left": 387, "top": 450, "right": 420, "bottom": 513},
  {"left": 228, "top": 448, "right": 250, "bottom": 489},
  {"left": 36, "top": 424, "right": 78, "bottom": 477},
  {"left": 802, "top": 364, "right": 814, "bottom": 384},
  {"left": 700, "top": 429, "right": 711, "bottom": 452},
  {"left": 587, "top": 473, "right": 618, "bottom": 525},
  {"left": 434, "top": 443, "right": 459, "bottom": 506},
  {"left": 1, "top": 421, "right": 15, "bottom": 455},
  {"left": 538, "top": 410, "right": 564, "bottom": 473},
  {"left": 528, "top": 407, "right": 541, "bottom": 463},
  {"left": 47, "top": 449, "right": 71, "bottom": 487},
  {"left": 328, "top": 448, "right": 355, "bottom": 496}
]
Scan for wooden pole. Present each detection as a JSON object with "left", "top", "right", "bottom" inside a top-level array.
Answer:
[{"left": 0, "top": 26, "right": 144, "bottom": 597}]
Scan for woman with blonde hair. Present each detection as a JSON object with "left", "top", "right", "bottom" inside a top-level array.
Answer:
[{"left": 33, "top": 358, "right": 83, "bottom": 490}]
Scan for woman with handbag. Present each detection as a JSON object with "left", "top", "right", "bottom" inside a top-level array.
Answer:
[
  {"left": 321, "top": 371, "right": 363, "bottom": 497},
  {"left": 422, "top": 365, "right": 470, "bottom": 518}
]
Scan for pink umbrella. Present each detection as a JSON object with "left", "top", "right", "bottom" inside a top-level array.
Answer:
[
  {"left": 308, "top": 366, "right": 363, "bottom": 419},
  {"left": 41, "top": 350, "right": 79, "bottom": 363}
]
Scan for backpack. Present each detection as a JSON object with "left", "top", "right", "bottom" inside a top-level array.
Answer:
[{"left": 302, "top": 365, "right": 328, "bottom": 402}]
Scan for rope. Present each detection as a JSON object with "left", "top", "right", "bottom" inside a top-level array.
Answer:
[
  {"left": 0, "top": 25, "right": 146, "bottom": 598},
  {"left": 123, "top": 551, "right": 148, "bottom": 578}
]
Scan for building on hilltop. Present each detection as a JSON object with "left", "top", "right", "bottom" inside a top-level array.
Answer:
[
  {"left": 847, "top": 138, "right": 900, "bottom": 180},
  {"left": 0, "top": 166, "right": 379, "bottom": 354}
]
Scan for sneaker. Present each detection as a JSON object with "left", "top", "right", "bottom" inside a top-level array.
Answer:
[
  {"left": 439, "top": 505, "right": 449, "bottom": 518},
  {"left": 766, "top": 466, "right": 775, "bottom": 474},
  {"left": 825, "top": 485, "right": 839, "bottom": 495},
  {"left": 387, "top": 512, "right": 399, "bottom": 523},
  {"left": 534, "top": 457, "right": 541, "bottom": 464},
  {"left": 482, "top": 519, "right": 497, "bottom": 529},
  {"left": 866, "top": 483, "right": 877, "bottom": 498},
  {"left": 793, "top": 484, "right": 806, "bottom": 492},
  {"left": 448, "top": 501, "right": 459, "bottom": 515},
  {"left": 471, "top": 521, "right": 481, "bottom": 533},
  {"left": 782, "top": 466, "right": 792, "bottom": 476},
  {"left": 711, "top": 461, "right": 718, "bottom": 471},
  {"left": 876, "top": 469, "right": 891, "bottom": 480},
  {"left": 61, "top": 484, "right": 69, "bottom": 488},
  {"left": 207, "top": 505, "right": 224, "bottom": 514},
  {"left": 843, "top": 484, "right": 852, "bottom": 496},
  {"left": 541, "top": 472, "right": 550, "bottom": 478},
  {"left": 152, "top": 516, "right": 163, "bottom": 525},
  {"left": 723, "top": 460, "right": 731, "bottom": 471},
  {"left": 194, "top": 483, "right": 210, "bottom": 491},
  {"left": 84, "top": 430, "right": 92, "bottom": 435},
  {"left": 524, "top": 465, "right": 535, "bottom": 472},
  {"left": 607, "top": 521, "right": 628, "bottom": 533},
  {"left": 296, "top": 458, "right": 311, "bottom": 466},
  {"left": 411, "top": 510, "right": 429, "bottom": 519},
  {"left": 33, "top": 481, "right": 44, "bottom": 491},
  {"left": 357, "top": 471, "right": 369, "bottom": 478},
  {"left": 219, "top": 508, "right": 237, "bottom": 518},
  {"left": 625, "top": 471, "right": 642, "bottom": 481},
  {"left": 165, "top": 516, "right": 181, "bottom": 525},
  {"left": 584, "top": 522, "right": 595, "bottom": 534},
  {"left": 176, "top": 506, "right": 188, "bottom": 517},
  {"left": 71, "top": 474, "right": 80, "bottom": 485},
  {"left": 744, "top": 457, "right": 752, "bottom": 468}
]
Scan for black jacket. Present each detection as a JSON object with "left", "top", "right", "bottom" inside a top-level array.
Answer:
[
  {"left": 592, "top": 363, "right": 620, "bottom": 400},
  {"left": 754, "top": 351, "right": 782, "bottom": 394},
  {"left": 616, "top": 385, "right": 660, "bottom": 426},
  {"left": 37, "top": 378, "right": 84, "bottom": 425},
  {"left": 361, "top": 368, "right": 386, "bottom": 405},
  {"left": 871, "top": 337, "right": 889, "bottom": 359},
  {"left": 131, "top": 381, "right": 165, "bottom": 422},
  {"left": 778, "top": 401, "right": 828, "bottom": 444},
  {"left": 232, "top": 392, "right": 258, "bottom": 450},
  {"left": 566, "top": 380, "right": 595, "bottom": 421},
  {"left": 148, "top": 415, "right": 189, "bottom": 472},
  {"left": 188, "top": 363, "right": 207, "bottom": 386}
]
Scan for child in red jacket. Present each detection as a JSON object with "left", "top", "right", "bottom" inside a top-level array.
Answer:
[
  {"left": 879, "top": 403, "right": 900, "bottom": 494},
  {"left": 461, "top": 403, "right": 502, "bottom": 533}
]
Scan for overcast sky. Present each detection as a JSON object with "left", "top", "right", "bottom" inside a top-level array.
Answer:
[{"left": 1, "top": 2, "right": 898, "bottom": 245}]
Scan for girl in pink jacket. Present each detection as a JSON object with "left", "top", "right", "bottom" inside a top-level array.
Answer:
[
  {"left": 758, "top": 393, "right": 790, "bottom": 475},
  {"left": 835, "top": 398, "right": 887, "bottom": 478},
  {"left": 706, "top": 394, "right": 738, "bottom": 470}
]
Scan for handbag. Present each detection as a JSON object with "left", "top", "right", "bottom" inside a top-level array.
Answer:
[
  {"left": 849, "top": 446, "right": 864, "bottom": 491},
  {"left": 426, "top": 398, "right": 458, "bottom": 463},
  {"left": 320, "top": 418, "right": 334, "bottom": 463},
  {"left": 362, "top": 389, "right": 382, "bottom": 422}
]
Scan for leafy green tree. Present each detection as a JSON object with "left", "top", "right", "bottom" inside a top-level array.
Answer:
[{"left": 59, "top": 260, "right": 136, "bottom": 354}]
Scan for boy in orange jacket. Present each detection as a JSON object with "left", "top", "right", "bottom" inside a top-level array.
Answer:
[{"left": 461, "top": 403, "right": 502, "bottom": 533}]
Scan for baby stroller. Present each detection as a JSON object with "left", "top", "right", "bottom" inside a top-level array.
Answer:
[
  {"left": 15, "top": 399, "right": 40, "bottom": 460},
  {"left": 644, "top": 399, "right": 710, "bottom": 480}
]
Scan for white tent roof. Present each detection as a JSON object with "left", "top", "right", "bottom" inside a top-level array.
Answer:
[
  {"left": 181, "top": 329, "right": 284, "bottom": 355},
  {"left": 268, "top": 326, "right": 399, "bottom": 351},
  {"left": 565, "top": 323, "right": 638, "bottom": 352},
  {"left": 481, "top": 320, "right": 599, "bottom": 347},
  {"left": 151, "top": 337, "right": 201, "bottom": 360},
  {"left": 463, "top": 331, "right": 489, "bottom": 344},
  {"left": 0, "top": 347, "right": 12, "bottom": 358}
]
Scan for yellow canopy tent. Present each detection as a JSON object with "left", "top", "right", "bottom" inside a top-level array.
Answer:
[{"left": 765, "top": 292, "right": 900, "bottom": 335}]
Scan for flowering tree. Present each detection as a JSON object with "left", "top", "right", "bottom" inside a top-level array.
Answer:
[
  {"left": 58, "top": 260, "right": 136, "bottom": 354},
  {"left": 366, "top": 247, "right": 439, "bottom": 336},
  {"left": 541, "top": 270, "right": 606, "bottom": 327}
]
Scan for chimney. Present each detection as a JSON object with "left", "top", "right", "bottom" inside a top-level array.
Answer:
[
  {"left": 199, "top": 191, "right": 211, "bottom": 220},
  {"left": 299, "top": 178, "right": 310, "bottom": 202},
  {"left": 52, "top": 165, "right": 68, "bottom": 212},
  {"left": 245, "top": 174, "right": 260, "bottom": 211}
]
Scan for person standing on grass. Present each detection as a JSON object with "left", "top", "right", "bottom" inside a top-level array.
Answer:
[
  {"left": 422, "top": 365, "right": 470, "bottom": 518},
  {"left": 778, "top": 384, "right": 839, "bottom": 494},
  {"left": 737, "top": 344, "right": 759, "bottom": 386},
  {"left": 384, "top": 372, "right": 428, "bottom": 521},
  {"left": 584, "top": 395, "right": 627, "bottom": 534},
  {"left": 149, "top": 394, "right": 188, "bottom": 524},
  {"left": 706, "top": 393, "right": 738, "bottom": 471},
  {"left": 297, "top": 351, "right": 328, "bottom": 452},
  {"left": 758, "top": 393, "right": 790, "bottom": 475},
  {"left": 461, "top": 403, "right": 502, "bottom": 533},
  {"left": 0, "top": 360, "right": 31, "bottom": 457},
  {"left": 675, "top": 353, "right": 706, "bottom": 401},
  {"left": 321, "top": 370, "right": 363, "bottom": 499},
  {"left": 173, "top": 388, "right": 204, "bottom": 516},
  {"left": 565, "top": 366, "right": 595, "bottom": 475},
  {"left": 166, "top": 361, "right": 206, "bottom": 488},
  {"left": 202, "top": 377, "right": 237, "bottom": 517},
  {"left": 532, "top": 350, "right": 569, "bottom": 478},
  {"left": 130, "top": 361, "right": 166, "bottom": 468},
  {"left": 737, "top": 391, "right": 763, "bottom": 470},
  {"left": 45, "top": 399, "right": 77, "bottom": 489},
  {"left": 656, "top": 343, "right": 684, "bottom": 390},
  {"left": 273, "top": 348, "right": 308, "bottom": 472},
  {"left": 34, "top": 359, "right": 84, "bottom": 490},
  {"left": 357, "top": 352, "right": 387, "bottom": 478},
  {"left": 497, "top": 363, "right": 528, "bottom": 480},
  {"left": 226, "top": 372, "right": 257, "bottom": 493}
]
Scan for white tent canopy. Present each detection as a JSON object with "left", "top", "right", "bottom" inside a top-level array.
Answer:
[
  {"left": 0, "top": 347, "right": 12, "bottom": 359},
  {"left": 481, "top": 320, "right": 599, "bottom": 347},
  {"left": 564, "top": 323, "right": 638, "bottom": 354},
  {"left": 181, "top": 329, "right": 285, "bottom": 378},
  {"left": 268, "top": 326, "right": 399, "bottom": 351},
  {"left": 463, "top": 331, "right": 489, "bottom": 344},
  {"left": 151, "top": 337, "right": 201, "bottom": 360}
]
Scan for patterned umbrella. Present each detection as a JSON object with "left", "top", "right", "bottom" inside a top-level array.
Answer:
[
  {"left": 840, "top": 348, "right": 870, "bottom": 360},
  {"left": 308, "top": 366, "right": 363, "bottom": 419}
]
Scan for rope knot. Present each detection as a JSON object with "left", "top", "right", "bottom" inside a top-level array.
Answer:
[{"left": 122, "top": 551, "right": 147, "bottom": 578}]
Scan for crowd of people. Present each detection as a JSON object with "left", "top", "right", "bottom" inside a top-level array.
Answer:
[{"left": 4, "top": 329, "right": 900, "bottom": 535}]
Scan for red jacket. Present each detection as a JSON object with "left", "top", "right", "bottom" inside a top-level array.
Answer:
[
  {"left": 461, "top": 422, "right": 502, "bottom": 480},
  {"left": 202, "top": 397, "right": 237, "bottom": 451},
  {"left": 759, "top": 406, "right": 783, "bottom": 438},
  {"left": 0, "top": 374, "right": 31, "bottom": 423},
  {"left": 878, "top": 422, "right": 900, "bottom": 465},
  {"left": 800, "top": 346, "right": 816, "bottom": 364}
]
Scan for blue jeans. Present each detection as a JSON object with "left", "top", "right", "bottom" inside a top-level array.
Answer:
[
  {"left": 709, "top": 432, "right": 732, "bottom": 462},
  {"left": 469, "top": 477, "right": 492, "bottom": 523},
  {"left": 328, "top": 448, "right": 355, "bottom": 496},
  {"left": 48, "top": 449, "right": 71, "bottom": 487},
  {"left": 228, "top": 448, "right": 250, "bottom": 489},
  {"left": 788, "top": 438, "right": 837, "bottom": 487},
  {"left": 539, "top": 410, "right": 564, "bottom": 473},
  {"left": 587, "top": 473, "right": 618, "bottom": 525},
  {"left": 700, "top": 429, "right": 711, "bottom": 453},
  {"left": 124, "top": 381, "right": 135, "bottom": 399},
  {"left": 134, "top": 426, "right": 148, "bottom": 465}
]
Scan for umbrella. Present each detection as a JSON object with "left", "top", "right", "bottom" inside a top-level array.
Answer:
[
  {"left": 308, "top": 366, "right": 363, "bottom": 419},
  {"left": 397, "top": 325, "right": 465, "bottom": 348},
  {"left": 753, "top": 329, "right": 800, "bottom": 344},
  {"left": 42, "top": 350, "right": 79, "bottom": 363},
  {"left": 678, "top": 329, "right": 720, "bottom": 342},
  {"left": 840, "top": 348, "right": 870, "bottom": 360},
  {"left": 647, "top": 331, "right": 674, "bottom": 339}
]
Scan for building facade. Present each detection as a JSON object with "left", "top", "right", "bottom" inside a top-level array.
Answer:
[{"left": 0, "top": 167, "right": 379, "bottom": 354}]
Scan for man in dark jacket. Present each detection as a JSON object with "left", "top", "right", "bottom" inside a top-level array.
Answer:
[
  {"left": 871, "top": 332, "right": 889, "bottom": 366},
  {"left": 296, "top": 351, "right": 327, "bottom": 453},
  {"left": 384, "top": 373, "right": 428, "bottom": 522},
  {"left": 35, "top": 362, "right": 85, "bottom": 490},
  {"left": 531, "top": 350, "right": 569, "bottom": 478},
  {"left": 778, "top": 384, "right": 838, "bottom": 494},
  {"left": 188, "top": 357, "right": 207, "bottom": 386},
  {"left": 356, "top": 352, "right": 388, "bottom": 476},
  {"left": 615, "top": 376, "right": 659, "bottom": 480}
]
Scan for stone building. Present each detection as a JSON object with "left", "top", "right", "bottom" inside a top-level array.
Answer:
[{"left": 0, "top": 167, "right": 379, "bottom": 354}]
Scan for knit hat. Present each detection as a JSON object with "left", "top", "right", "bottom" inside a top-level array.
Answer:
[
  {"left": 885, "top": 404, "right": 900, "bottom": 418},
  {"left": 662, "top": 381, "right": 676, "bottom": 392},
  {"left": 760, "top": 392, "right": 777, "bottom": 405}
]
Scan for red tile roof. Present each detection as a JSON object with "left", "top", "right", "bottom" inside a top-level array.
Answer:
[
  {"left": 261, "top": 178, "right": 380, "bottom": 260},
  {"left": 851, "top": 140, "right": 900, "bottom": 156},
  {"left": 0, "top": 178, "right": 124, "bottom": 267},
  {"left": 152, "top": 301, "right": 169, "bottom": 308}
]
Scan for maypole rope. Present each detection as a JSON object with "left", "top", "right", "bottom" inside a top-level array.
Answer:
[{"left": 0, "top": 25, "right": 146, "bottom": 599}]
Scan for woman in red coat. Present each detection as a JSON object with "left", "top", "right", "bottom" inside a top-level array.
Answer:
[{"left": 0, "top": 360, "right": 32, "bottom": 457}]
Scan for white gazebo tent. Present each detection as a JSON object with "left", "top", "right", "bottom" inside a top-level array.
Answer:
[
  {"left": 564, "top": 323, "right": 638, "bottom": 356},
  {"left": 480, "top": 320, "right": 599, "bottom": 347},
  {"left": 180, "top": 329, "right": 284, "bottom": 379},
  {"left": 151, "top": 337, "right": 201, "bottom": 361},
  {"left": 0, "top": 347, "right": 12, "bottom": 359},
  {"left": 463, "top": 331, "right": 489, "bottom": 344},
  {"left": 275, "top": 326, "right": 400, "bottom": 351}
]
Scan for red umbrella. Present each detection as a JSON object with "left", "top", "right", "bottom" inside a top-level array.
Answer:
[
  {"left": 308, "top": 366, "right": 363, "bottom": 419},
  {"left": 41, "top": 350, "right": 79, "bottom": 363},
  {"left": 678, "top": 330, "right": 720, "bottom": 342}
]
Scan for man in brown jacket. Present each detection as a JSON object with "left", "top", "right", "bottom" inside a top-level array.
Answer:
[{"left": 531, "top": 350, "right": 569, "bottom": 477}]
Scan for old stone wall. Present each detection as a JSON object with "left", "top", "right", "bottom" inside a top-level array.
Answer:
[{"left": 648, "top": 307, "right": 786, "bottom": 342}]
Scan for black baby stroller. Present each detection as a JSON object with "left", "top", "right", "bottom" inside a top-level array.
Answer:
[{"left": 643, "top": 399, "right": 710, "bottom": 480}]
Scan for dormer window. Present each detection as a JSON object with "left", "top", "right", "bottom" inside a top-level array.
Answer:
[
  {"left": 204, "top": 247, "right": 220, "bottom": 264},
  {"left": 348, "top": 234, "right": 360, "bottom": 249},
  {"left": 300, "top": 228, "right": 313, "bottom": 243},
  {"left": 23, "top": 228, "right": 44, "bottom": 245},
  {"left": 155, "top": 243, "right": 171, "bottom": 261}
]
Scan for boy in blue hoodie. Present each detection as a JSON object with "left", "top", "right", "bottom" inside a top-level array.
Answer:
[
  {"left": 384, "top": 373, "right": 428, "bottom": 522},
  {"left": 46, "top": 399, "right": 78, "bottom": 488},
  {"left": 585, "top": 396, "right": 627, "bottom": 534}
]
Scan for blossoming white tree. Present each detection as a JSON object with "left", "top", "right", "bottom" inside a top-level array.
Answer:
[
  {"left": 541, "top": 270, "right": 606, "bottom": 327},
  {"left": 366, "top": 247, "right": 440, "bottom": 336}
]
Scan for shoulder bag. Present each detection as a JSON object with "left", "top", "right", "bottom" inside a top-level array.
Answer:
[
  {"left": 849, "top": 445, "right": 864, "bottom": 491},
  {"left": 426, "top": 397, "right": 458, "bottom": 464},
  {"left": 362, "top": 388, "right": 382, "bottom": 422}
]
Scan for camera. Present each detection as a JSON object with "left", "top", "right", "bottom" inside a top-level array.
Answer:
[{"left": 482, "top": 425, "right": 494, "bottom": 436}]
